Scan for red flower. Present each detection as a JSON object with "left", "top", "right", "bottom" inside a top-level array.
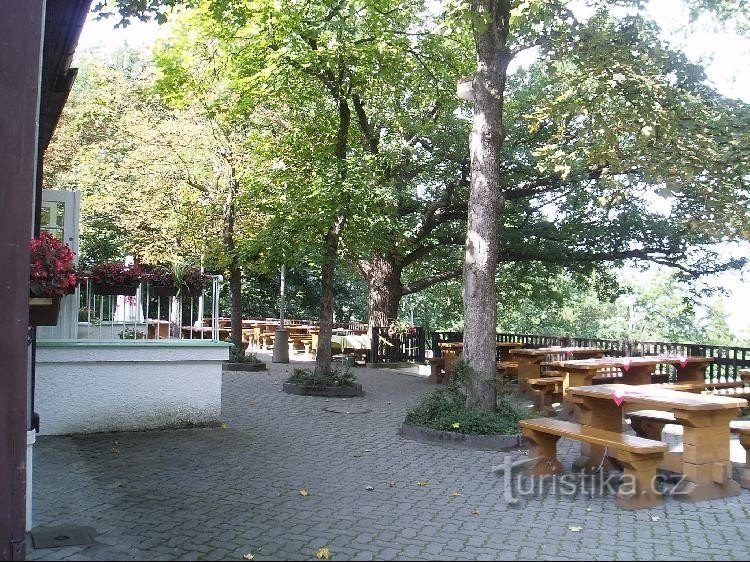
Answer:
[{"left": 29, "top": 232, "right": 78, "bottom": 297}]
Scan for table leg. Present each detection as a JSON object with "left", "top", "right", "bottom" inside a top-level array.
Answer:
[
  {"left": 671, "top": 408, "right": 741, "bottom": 501},
  {"left": 516, "top": 356, "right": 544, "bottom": 394},
  {"left": 674, "top": 364, "right": 707, "bottom": 383},
  {"left": 620, "top": 366, "right": 653, "bottom": 385},
  {"left": 572, "top": 396, "right": 623, "bottom": 473}
]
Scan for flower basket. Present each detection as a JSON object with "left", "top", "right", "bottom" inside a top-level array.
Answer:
[
  {"left": 152, "top": 285, "right": 179, "bottom": 297},
  {"left": 181, "top": 267, "right": 212, "bottom": 298},
  {"left": 92, "top": 283, "right": 139, "bottom": 296},
  {"left": 29, "top": 232, "right": 78, "bottom": 300},
  {"left": 29, "top": 297, "right": 61, "bottom": 326},
  {"left": 146, "top": 265, "right": 179, "bottom": 297},
  {"left": 89, "top": 261, "right": 143, "bottom": 295},
  {"left": 183, "top": 286, "right": 205, "bottom": 298}
]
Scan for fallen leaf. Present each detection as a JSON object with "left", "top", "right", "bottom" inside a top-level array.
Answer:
[
  {"left": 451, "top": 492, "right": 462, "bottom": 497},
  {"left": 299, "top": 489, "right": 310, "bottom": 497},
  {"left": 649, "top": 514, "right": 660, "bottom": 522},
  {"left": 242, "top": 554, "right": 254, "bottom": 561},
  {"left": 452, "top": 422, "right": 461, "bottom": 429},
  {"left": 568, "top": 526, "right": 583, "bottom": 532},
  {"left": 316, "top": 547, "right": 330, "bottom": 560},
  {"left": 220, "top": 422, "right": 229, "bottom": 429},
  {"left": 417, "top": 480, "right": 428, "bottom": 487},
  {"left": 366, "top": 486, "right": 374, "bottom": 491}
]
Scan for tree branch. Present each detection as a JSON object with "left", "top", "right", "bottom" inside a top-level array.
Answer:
[{"left": 402, "top": 267, "right": 463, "bottom": 295}]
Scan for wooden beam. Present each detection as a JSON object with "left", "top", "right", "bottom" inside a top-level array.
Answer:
[{"left": 0, "top": 0, "right": 45, "bottom": 559}]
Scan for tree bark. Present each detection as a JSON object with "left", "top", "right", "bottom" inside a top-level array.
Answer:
[
  {"left": 463, "top": 0, "right": 511, "bottom": 410},
  {"left": 229, "top": 264, "right": 243, "bottom": 357},
  {"left": 315, "top": 218, "right": 343, "bottom": 376},
  {"left": 221, "top": 147, "right": 244, "bottom": 360},
  {"left": 363, "top": 254, "right": 402, "bottom": 327},
  {"left": 315, "top": 96, "right": 350, "bottom": 376}
]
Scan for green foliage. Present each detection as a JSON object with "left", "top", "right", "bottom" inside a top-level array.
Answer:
[
  {"left": 287, "top": 366, "right": 357, "bottom": 388},
  {"left": 118, "top": 327, "right": 147, "bottom": 339},
  {"left": 405, "top": 385, "right": 535, "bottom": 435},
  {"left": 405, "top": 359, "right": 537, "bottom": 435}
]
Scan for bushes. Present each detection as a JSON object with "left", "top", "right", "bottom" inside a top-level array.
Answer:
[
  {"left": 287, "top": 366, "right": 357, "bottom": 388},
  {"left": 405, "top": 360, "right": 536, "bottom": 435}
]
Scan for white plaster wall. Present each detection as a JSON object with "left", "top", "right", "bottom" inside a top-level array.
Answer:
[{"left": 36, "top": 341, "right": 229, "bottom": 435}]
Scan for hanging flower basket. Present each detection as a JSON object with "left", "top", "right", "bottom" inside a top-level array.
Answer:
[
  {"left": 29, "top": 297, "right": 61, "bottom": 326},
  {"left": 92, "top": 283, "right": 139, "bottom": 296},
  {"left": 152, "top": 285, "right": 179, "bottom": 297},
  {"left": 181, "top": 267, "right": 212, "bottom": 298},
  {"left": 89, "top": 261, "right": 143, "bottom": 296}
]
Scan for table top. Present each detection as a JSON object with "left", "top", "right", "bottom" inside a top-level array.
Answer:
[
  {"left": 331, "top": 334, "right": 370, "bottom": 349},
  {"left": 509, "top": 346, "right": 603, "bottom": 357},
  {"left": 552, "top": 355, "right": 714, "bottom": 371},
  {"left": 568, "top": 383, "right": 747, "bottom": 410},
  {"left": 438, "top": 341, "right": 524, "bottom": 350}
]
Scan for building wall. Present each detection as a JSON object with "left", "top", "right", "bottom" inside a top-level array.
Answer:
[{"left": 35, "top": 341, "right": 229, "bottom": 435}]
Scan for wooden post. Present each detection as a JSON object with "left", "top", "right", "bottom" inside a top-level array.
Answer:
[{"left": 0, "top": 0, "right": 45, "bottom": 558}]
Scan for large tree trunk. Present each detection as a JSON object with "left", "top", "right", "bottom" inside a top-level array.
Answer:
[
  {"left": 315, "top": 97, "right": 350, "bottom": 376},
  {"left": 221, "top": 147, "right": 243, "bottom": 360},
  {"left": 463, "top": 0, "right": 511, "bottom": 410},
  {"left": 229, "top": 263, "right": 243, "bottom": 358},
  {"left": 315, "top": 219, "right": 343, "bottom": 376},
  {"left": 364, "top": 254, "right": 402, "bottom": 327}
]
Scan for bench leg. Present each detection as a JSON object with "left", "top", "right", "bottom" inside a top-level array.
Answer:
[
  {"left": 532, "top": 389, "right": 556, "bottom": 416},
  {"left": 629, "top": 418, "right": 668, "bottom": 441},
  {"left": 428, "top": 362, "right": 442, "bottom": 384},
  {"left": 615, "top": 451, "right": 664, "bottom": 510},
  {"left": 520, "top": 429, "right": 564, "bottom": 476},
  {"left": 738, "top": 434, "right": 750, "bottom": 489}
]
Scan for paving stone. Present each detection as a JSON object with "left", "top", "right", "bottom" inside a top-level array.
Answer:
[{"left": 26, "top": 354, "right": 750, "bottom": 561}]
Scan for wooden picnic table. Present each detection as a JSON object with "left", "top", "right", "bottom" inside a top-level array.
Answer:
[
  {"left": 567, "top": 382, "right": 746, "bottom": 502},
  {"left": 438, "top": 341, "right": 524, "bottom": 371},
  {"left": 509, "top": 346, "right": 606, "bottom": 390},
  {"left": 552, "top": 355, "right": 714, "bottom": 389}
]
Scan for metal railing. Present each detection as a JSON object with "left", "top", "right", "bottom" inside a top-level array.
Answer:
[
  {"left": 370, "top": 326, "right": 426, "bottom": 364},
  {"left": 75, "top": 276, "right": 223, "bottom": 342},
  {"left": 431, "top": 331, "right": 750, "bottom": 382}
]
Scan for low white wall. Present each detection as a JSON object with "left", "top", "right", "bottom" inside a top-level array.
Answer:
[{"left": 36, "top": 340, "right": 230, "bottom": 435}]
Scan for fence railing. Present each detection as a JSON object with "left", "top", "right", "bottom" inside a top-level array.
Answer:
[
  {"left": 72, "top": 276, "right": 223, "bottom": 342},
  {"left": 431, "top": 331, "right": 750, "bottom": 382},
  {"left": 370, "top": 326, "right": 426, "bottom": 364}
]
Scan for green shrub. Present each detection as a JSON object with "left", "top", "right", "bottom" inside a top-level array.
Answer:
[
  {"left": 405, "top": 359, "right": 538, "bottom": 435},
  {"left": 287, "top": 366, "right": 357, "bottom": 388}
]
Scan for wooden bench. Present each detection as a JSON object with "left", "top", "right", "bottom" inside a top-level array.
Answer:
[
  {"left": 427, "top": 358, "right": 445, "bottom": 383},
  {"left": 520, "top": 418, "right": 667, "bottom": 510},
  {"left": 730, "top": 421, "right": 750, "bottom": 488},
  {"left": 528, "top": 376, "right": 564, "bottom": 415},
  {"left": 627, "top": 410, "right": 750, "bottom": 489}
]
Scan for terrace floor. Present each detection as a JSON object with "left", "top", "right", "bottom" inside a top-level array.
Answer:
[{"left": 27, "top": 352, "right": 750, "bottom": 561}]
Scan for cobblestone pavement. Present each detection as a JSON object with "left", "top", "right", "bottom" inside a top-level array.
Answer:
[{"left": 28, "top": 353, "right": 750, "bottom": 561}]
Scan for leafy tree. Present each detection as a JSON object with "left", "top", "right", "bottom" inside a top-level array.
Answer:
[{"left": 450, "top": 0, "right": 750, "bottom": 409}]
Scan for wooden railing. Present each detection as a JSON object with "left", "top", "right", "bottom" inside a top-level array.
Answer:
[
  {"left": 370, "top": 326, "right": 426, "bottom": 364},
  {"left": 432, "top": 331, "right": 750, "bottom": 382}
]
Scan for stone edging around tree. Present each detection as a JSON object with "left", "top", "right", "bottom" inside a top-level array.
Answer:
[
  {"left": 222, "top": 362, "right": 267, "bottom": 372},
  {"left": 282, "top": 382, "right": 364, "bottom": 397},
  {"left": 399, "top": 422, "right": 525, "bottom": 451}
]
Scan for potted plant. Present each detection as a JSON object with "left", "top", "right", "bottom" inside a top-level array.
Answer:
[
  {"left": 89, "top": 261, "right": 143, "bottom": 295},
  {"left": 181, "top": 266, "right": 212, "bottom": 298},
  {"left": 29, "top": 232, "right": 78, "bottom": 326},
  {"left": 146, "top": 265, "right": 179, "bottom": 297}
]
